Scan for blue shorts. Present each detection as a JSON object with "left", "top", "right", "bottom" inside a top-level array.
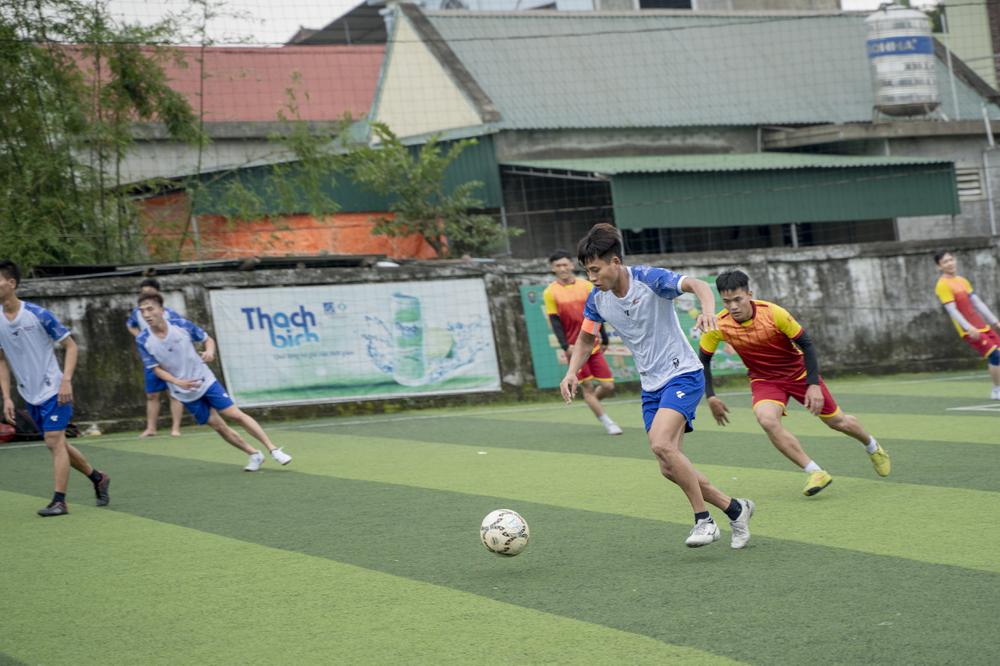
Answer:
[
  {"left": 182, "top": 381, "right": 235, "bottom": 425},
  {"left": 28, "top": 395, "right": 74, "bottom": 433},
  {"left": 641, "top": 370, "right": 704, "bottom": 433},
  {"left": 144, "top": 367, "right": 168, "bottom": 394}
]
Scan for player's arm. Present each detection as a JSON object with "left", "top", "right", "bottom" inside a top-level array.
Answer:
[
  {"left": 561, "top": 327, "right": 595, "bottom": 403},
  {"left": 943, "top": 302, "right": 979, "bottom": 339},
  {"left": 599, "top": 324, "right": 609, "bottom": 348},
  {"left": 970, "top": 294, "right": 1000, "bottom": 332},
  {"left": 56, "top": 335, "right": 77, "bottom": 405},
  {"left": 198, "top": 335, "right": 217, "bottom": 364},
  {"left": 680, "top": 277, "right": 718, "bottom": 333},
  {"left": 772, "top": 305, "right": 823, "bottom": 414},
  {"left": 0, "top": 349, "right": 14, "bottom": 424},
  {"left": 698, "top": 330, "right": 730, "bottom": 425},
  {"left": 151, "top": 365, "right": 202, "bottom": 392},
  {"left": 791, "top": 331, "right": 824, "bottom": 415},
  {"left": 547, "top": 315, "right": 570, "bottom": 352}
]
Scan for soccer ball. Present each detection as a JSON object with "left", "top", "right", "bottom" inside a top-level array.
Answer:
[{"left": 480, "top": 509, "right": 530, "bottom": 556}]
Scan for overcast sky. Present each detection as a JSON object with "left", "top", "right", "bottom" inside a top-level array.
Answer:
[{"left": 106, "top": 0, "right": 936, "bottom": 46}]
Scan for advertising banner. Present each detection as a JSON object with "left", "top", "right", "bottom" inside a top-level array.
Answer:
[
  {"left": 209, "top": 279, "right": 501, "bottom": 406},
  {"left": 520, "top": 278, "right": 746, "bottom": 390}
]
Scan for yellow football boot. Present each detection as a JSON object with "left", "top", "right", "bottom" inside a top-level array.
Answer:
[
  {"left": 869, "top": 445, "right": 891, "bottom": 477},
  {"left": 803, "top": 470, "right": 833, "bottom": 496}
]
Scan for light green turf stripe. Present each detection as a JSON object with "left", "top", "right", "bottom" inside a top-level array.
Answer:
[
  {"left": 86, "top": 434, "right": 999, "bottom": 573},
  {"left": 0, "top": 490, "right": 738, "bottom": 666}
]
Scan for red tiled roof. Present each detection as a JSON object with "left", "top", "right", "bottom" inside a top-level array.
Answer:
[{"left": 161, "top": 46, "right": 384, "bottom": 122}]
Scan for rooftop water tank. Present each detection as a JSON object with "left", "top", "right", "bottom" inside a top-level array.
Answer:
[{"left": 865, "top": 4, "right": 939, "bottom": 117}]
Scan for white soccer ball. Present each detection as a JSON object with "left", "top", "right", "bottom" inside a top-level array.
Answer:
[{"left": 480, "top": 509, "right": 530, "bottom": 557}]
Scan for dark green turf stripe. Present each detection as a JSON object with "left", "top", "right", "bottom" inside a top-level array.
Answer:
[
  {"left": 317, "top": 417, "right": 1000, "bottom": 492},
  {"left": 0, "top": 652, "right": 27, "bottom": 666},
  {"left": 0, "top": 447, "right": 995, "bottom": 665}
]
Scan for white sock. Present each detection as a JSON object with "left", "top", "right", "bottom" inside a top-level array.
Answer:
[
  {"left": 803, "top": 461, "right": 822, "bottom": 473},
  {"left": 864, "top": 436, "right": 879, "bottom": 454},
  {"left": 598, "top": 414, "right": 614, "bottom": 425}
]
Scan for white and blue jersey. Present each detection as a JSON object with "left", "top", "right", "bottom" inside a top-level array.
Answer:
[
  {"left": 135, "top": 318, "right": 217, "bottom": 403},
  {"left": 0, "top": 302, "right": 71, "bottom": 406},
  {"left": 583, "top": 265, "right": 702, "bottom": 392},
  {"left": 127, "top": 305, "right": 182, "bottom": 332}
]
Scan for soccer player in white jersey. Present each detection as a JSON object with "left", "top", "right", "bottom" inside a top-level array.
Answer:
[
  {"left": 127, "top": 278, "right": 184, "bottom": 438},
  {"left": 134, "top": 293, "right": 292, "bottom": 471},
  {"left": 0, "top": 260, "right": 110, "bottom": 517},
  {"left": 560, "top": 225, "right": 753, "bottom": 549}
]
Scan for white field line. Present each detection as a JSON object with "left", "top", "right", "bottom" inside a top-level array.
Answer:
[{"left": 946, "top": 403, "right": 1000, "bottom": 412}]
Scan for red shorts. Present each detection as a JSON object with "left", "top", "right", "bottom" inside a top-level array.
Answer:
[
  {"left": 751, "top": 376, "right": 840, "bottom": 419},
  {"left": 962, "top": 329, "right": 1000, "bottom": 358},
  {"left": 577, "top": 350, "right": 613, "bottom": 383}
]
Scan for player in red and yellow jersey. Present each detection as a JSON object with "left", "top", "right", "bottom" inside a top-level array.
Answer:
[
  {"left": 544, "top": 250, "right": 621, "bottom": 435},
  {"left": 934, "top": 251, "right": 1000, "bottom": 400},
  {"left": 698, "top": 270, "right": 890, "bottom": 496}
]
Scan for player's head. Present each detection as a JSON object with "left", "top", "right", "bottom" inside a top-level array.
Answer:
[
  {"left": 934, "top": 251, "right": 956, "bottom": 275},
  {"left": 137, "top": 292, "right": 165, "bottom": 325},
  {"left": 548, "top": 249, "right": 575, "bottom": 282},
  {"left": 716, "top": 270, "right": 754, "bottom": 322},
  {"left": 577, "top": 223, "right": 624, "bottom": 291},
  {"left": 0, "top": 260, "right": 21, "bottom": 294},
  {"left": 139, "top": 277, "right": 161, "bottom": 295}
]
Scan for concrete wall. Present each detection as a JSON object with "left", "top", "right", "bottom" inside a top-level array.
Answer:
[{"left": 16, "top": 236, "right": 999, "bottom": 429}]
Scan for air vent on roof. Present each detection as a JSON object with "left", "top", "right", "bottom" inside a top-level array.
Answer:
[{"left": 956, "top": 168, "right": 983, "bottom": 200}]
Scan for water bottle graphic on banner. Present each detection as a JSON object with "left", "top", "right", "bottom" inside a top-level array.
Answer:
[{"left": 392, "top": 293, "right": 426, "bottom": 386}]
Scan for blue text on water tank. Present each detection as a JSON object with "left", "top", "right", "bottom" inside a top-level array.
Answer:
[{"left": 867, "top": 35, "right": 933, "bottom": 58}]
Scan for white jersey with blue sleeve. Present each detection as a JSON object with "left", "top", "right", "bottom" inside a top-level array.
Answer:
[
  {"left": 583, "top": 265, "right": 702, "bottom": 391},
  {"left": 0, "top": 301, "right": 71, "bottom": 405},
  {"left": 127, "top": 305, "right": 182, "bottom": 332},
  {"left": 135, "top": 318, "right": 217, "bottom": 403}
]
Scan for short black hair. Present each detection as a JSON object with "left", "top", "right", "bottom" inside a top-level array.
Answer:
[
  {"left": 140, "top": 278, "right": 161, "bottom": 291},
  {"left": 548, "top": 249, "right": 572, "bottom": 263},
  {"left": 138, "top": 292, "right": 164, "bottom": 307},
  {"left": 577, "top": 223, "right": 623, "bottom": 264},
  {"left": 933, "top": 251, "right": 953, "bottom": 265},
  {"left": 0, "top": 260, "right": 20, "bottom": 286},
  {"left": 716, "top": 270, "right": 750, "bottom": 293}
]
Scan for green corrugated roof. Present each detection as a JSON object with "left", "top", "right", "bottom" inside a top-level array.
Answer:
[
  {"left": 502, "top": 153, "right": 952, "bottom": 174},
  {"left": 421, "top": 11, "right": 1000, "bottom": 129}
]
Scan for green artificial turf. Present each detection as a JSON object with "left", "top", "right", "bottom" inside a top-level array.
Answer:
[{"left": 1, "top": 371, "right": 997, "bottom": 664}]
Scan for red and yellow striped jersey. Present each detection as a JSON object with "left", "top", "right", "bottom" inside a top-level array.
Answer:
[
  {"left": 543, "top": 279, "right": 599, "bottom": 351},
  {"left": 699, "top": 300, "right": 806, "bottom": 381},
  {"left": 935, "top": 275, "right": 989, "bottom": 337}
]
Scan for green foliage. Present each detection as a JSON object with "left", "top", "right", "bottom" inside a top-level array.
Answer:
[
  {"left": 343, "top": 123, "right": 518, "bottom": 258},
  {"left": 0, "top": 0, "right": 201, "bottom": 272},
  {"left": 193, "top": 86, "right": 348, "bottom": 230}
]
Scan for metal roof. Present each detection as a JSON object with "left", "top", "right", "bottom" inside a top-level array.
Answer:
[
  {"left": 421, "top": 10, "right": 1000, "bottom": 129},
  {"left": 155, "top": 46, "right": 384, "bottom": 122},
  {"left": 502, "top": 152, "right": 953, "bottom": 174}
]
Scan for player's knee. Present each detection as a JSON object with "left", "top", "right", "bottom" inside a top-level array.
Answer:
[
  {"left": 755, "top": 413, "right": 782, "bottom": 432},
  {"left": 649, "top": 439, "right": 680, "bottom": 461},
  {"left": 823, "top": 414, "right": 845, "bottom": 430},
  {"left": 988, "top": 349, "right": 1000, "bottom": 366}
]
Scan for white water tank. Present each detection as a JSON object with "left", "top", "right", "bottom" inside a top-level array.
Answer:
[{"left": 865, "top": 4, "right": 939, "bottom": 116}]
